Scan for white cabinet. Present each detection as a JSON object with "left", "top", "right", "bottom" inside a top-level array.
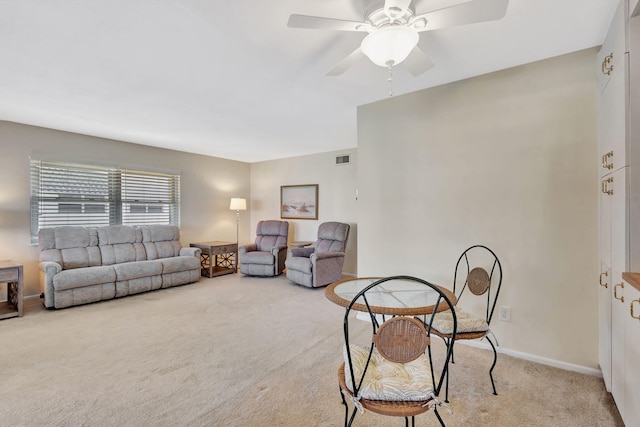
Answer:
[
  {"left": 600, "top": 166, "right": 628, "bottom": 397},
  {"left": 599, "top": 0, "right": 629, "bottom": 177},
  {"left": 598, "top": 0, "right": 629, "bottom": 395},
  {"left": 624, "top": 280, "right": 640, "bottom": 425},
  {"left": 611, "top": 274, "right": 627, "bottom": 419},
  {"left": 598, "top": 261, "right": 612, "bottom": 391}
]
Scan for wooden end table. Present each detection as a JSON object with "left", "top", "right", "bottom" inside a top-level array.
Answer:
[
  {"left": 0, "top": 260, "right": 23, "bottom": 319},
  {"left": 190, "top": 241, "right": 238, "bottom": 277},
  {"left": 290, "top": 241, "right": 314, "bottom": 248}
]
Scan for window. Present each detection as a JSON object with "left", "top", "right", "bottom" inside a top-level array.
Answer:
[{"left": 30, "top": 160, "right": 180, "bottom": 243}]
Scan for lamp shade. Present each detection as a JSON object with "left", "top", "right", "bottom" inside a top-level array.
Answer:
[
  {"left": 360, "top": 26, "right": 419, "bottom": 67},
  {"left": 229, "top": 198, "right": 247, "bottom": 211}
]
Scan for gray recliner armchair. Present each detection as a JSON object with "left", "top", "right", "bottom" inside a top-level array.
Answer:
[
  {"left": 239, "top": 220, "right": 289, "bottom": 276},
  {"left": 285, "top": 222, "right": 350, "bottom": 288}
]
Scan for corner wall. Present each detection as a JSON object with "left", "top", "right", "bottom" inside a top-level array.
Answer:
[
  {"left": 357, "top": 48, "right": 599, "bottom": 368},
  {"left": 249, "top": 149, "right": 358, "bottom": 275},
  {"left": 0, "top": 121, "right": 250, "bottom": 296}
]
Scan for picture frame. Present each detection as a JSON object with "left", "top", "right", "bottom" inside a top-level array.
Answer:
[{"left": 280, "top": 184, "right": 318, "bottom": 220}]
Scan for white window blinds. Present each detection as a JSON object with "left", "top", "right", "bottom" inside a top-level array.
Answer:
[{"left": 30, "top": 160, "right": 180, "bottom": 243}]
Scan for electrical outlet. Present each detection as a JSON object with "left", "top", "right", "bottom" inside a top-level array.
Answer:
[{"left": 499, "top": 306, "right": 511, "bottom": 322}]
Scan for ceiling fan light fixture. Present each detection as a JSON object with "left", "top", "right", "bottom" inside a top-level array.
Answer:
[{"left": 360, "top": 26, "right": 419, "bottom": 67}]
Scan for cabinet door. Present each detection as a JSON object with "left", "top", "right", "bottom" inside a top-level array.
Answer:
[
  {"left": 599, "top": 0, "right": 628, "bottom": 94},
  {"left": 625, "top": 282, "right": 640, "bottom": 426},
  {"left": 611, "top": 167, "right": 629, "bottom": 275},
  {"left": 599, "top": 53, "right": 629, "bottom": 174},
  {"left": 611, "top": 273, "right": 627, "bottom": 420},
  {"left": 600, "top": 175, "right": 613, "bottom": 267},
  {"left": 599, "top": 261, "right": 613, "bottom": 391}
]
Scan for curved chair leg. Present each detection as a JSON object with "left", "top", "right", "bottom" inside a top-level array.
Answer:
[
  {"left": 434, "top": 408, "right": 445, "bottom": 426},
  {"left": 340, "top": 387, "right": 349, "bottom": 426},
  {"left": 485, "top": 335, "right": 499, "bottom": 395},
  {"left": 443, "top": 337, "right": 451, "bottom": 403}
]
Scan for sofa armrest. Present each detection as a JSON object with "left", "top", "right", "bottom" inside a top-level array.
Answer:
[
  {"left": 310, "top": 251, "right": 346, "bottom": 287},
  {"left": 180, "top": 247, "right": 201, "bottom": 258},
  {"left": 39, "top": 261, "right": 62, "bottom": 308},
  {"left": 312, "top": 251, "right": 345, "bottom": 260},
  {"left": 273, "top": 245, "right": 288, "bottom": 275},
  {"left": 239, "top": 243, "right": 257, "bottom": 255},
  {"left": 289, "top": 247, "right": 315, "bottom": 258}
]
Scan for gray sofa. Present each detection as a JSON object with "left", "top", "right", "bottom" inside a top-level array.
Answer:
[{"left": 39, "top": 225, "right": 201, "bottom": 309}]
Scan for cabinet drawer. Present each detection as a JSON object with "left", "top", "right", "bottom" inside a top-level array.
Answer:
[{"left": 0, "top": 267, "right": 19, "bottom": 282}]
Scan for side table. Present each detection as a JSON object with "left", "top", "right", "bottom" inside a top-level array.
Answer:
[
  {"left": 190, "top": 241, "right": 238, "bottom": 277},
  {"left": 0, "top": 260, "right": 23, "bottom": 319},
  {"left": 290, "top": 241, "right": 314, "bottom": 248}
]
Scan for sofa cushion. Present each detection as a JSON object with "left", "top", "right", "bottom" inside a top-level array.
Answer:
[
  {"left": 160, "top": 256, "right": 200, "bottom": 274},
  {"left": 53, "top": 266, "right": 116, "bottom": 291},
  {"left": 97, "top": 225, "right": 141, "bottom": 245},
  {"left": 113, "top": 260, "right": 163, "bottom": 281},
  {"left": 39, "top": 227, "right": 102, "bottom": 269},
  {"left": 98, "top": 226, "right": 146, "bottom": 265},
  {"left": 241, "top": 251, "right": 274, "bottom": 266},
  {"left": 101, "top": 243, "right": 147, "bottom": 265},
  {"left": 54, "top": 226, "right": 98, "bottom": 249},
  {"left": 285, "top": 256, "right": 312, "bottom": 274},
  {"left": 140, "top": 225, "right": 179, "bottom": 242}
]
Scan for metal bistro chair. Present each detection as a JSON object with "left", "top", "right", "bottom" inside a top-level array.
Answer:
[
  {"left": 430, "top": 245, "right": 503, "bottom": 401},
  {"left": 338, "top": 276, "right": 457, "bottom": 427}
]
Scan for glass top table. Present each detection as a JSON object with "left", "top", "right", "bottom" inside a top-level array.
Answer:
[{"left": 325, "top": 277, "right": 457, "bottom": 316}]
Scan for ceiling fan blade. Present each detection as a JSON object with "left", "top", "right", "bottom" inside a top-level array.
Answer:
[
  {"left": 326, "top": 48, "right": 366, "bottom": 76},
  {"left": 412, "top": 0, "right": 509, "bottom": 32},
  {"left": 384, "top": 0, "right": 412, "bottom": 21},
  {"left": 413, "top": 0, "right": 473, "bottom": 15},
  {"left": 287, "top": 14, "right": 370, "bottom": 32},
  {"left": 402, "top": 46, "right": 435, "bottom": 76}
]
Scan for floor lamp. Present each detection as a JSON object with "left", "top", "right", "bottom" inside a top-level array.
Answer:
[{"left": 229, "top": 197, "right": 247, "bottom": 245}]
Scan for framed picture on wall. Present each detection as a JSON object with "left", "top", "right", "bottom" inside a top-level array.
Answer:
[{"left": 281, "top": 184, "right": 318, "bottom": 220}]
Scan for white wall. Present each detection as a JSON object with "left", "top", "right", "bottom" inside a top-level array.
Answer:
[
  {"left": 249, "top": 149, "right": 358, "bottom": 275},
  {"left": 0, "top": 121, "right": 250, "bottom": 297},
  {"left": 357, "top": 49, "right": 599, "bottom": 369}
]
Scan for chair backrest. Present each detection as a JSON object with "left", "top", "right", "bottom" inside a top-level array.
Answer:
[
  {"left": 315, "top": 222, "right": 350, "bottom": 253},
  {"left": 453, "top": 245, "right": 503, "bottom": 325},
  {"left": 342, "top": 276, "right": 456, "bottom": 409},
  {"left": 255, "top": 220, "right": 289, "bottom": 252}
]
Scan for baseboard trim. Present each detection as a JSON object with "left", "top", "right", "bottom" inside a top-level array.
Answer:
[
  {"left": 457, "top": 339, "right": 602, "bottom": 378},
  {"left": 24, "top": 294, "right": 41, "bottom": 301}
]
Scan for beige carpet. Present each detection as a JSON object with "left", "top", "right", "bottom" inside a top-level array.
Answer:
[{"left": 0, "top": 274, "right": 623, "bottom": 426}]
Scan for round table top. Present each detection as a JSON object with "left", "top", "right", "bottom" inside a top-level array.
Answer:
[{"left": 325, "top": 277, "right": 457, "bottom": 316}]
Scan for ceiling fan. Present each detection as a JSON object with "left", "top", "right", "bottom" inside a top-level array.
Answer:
[{"left": 287, "top": 0, "right": 509, "bottom": 77}]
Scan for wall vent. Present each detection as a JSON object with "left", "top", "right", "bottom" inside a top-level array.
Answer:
[{"left": 335, "top": 154, "right": 350, "bottom": 165}]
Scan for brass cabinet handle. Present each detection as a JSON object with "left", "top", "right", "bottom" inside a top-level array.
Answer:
[
  {"left": 600, "top": 151, "right": 614, "bottom": 170},
  {"left": 599, "top": 271, "right": 609, "bottom": 288},
  {"left": 602, "top": 53, "right": 614, "bottom": 75},
  {"left": 614, "top": 282, "right": 625, "bottom": 303},
  {"left": 601, "top": 176, "right": 614, "bottom": 195},
  {"left": 632, "top": 299, "right": 640, "bottom": 320},
  {"left": 605, "top": 151, "right": 614, "bottom": 170}
]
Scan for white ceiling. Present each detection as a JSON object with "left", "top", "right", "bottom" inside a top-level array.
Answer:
[{"left": 0, "top": 0, "right": 618, "bottom": 163}]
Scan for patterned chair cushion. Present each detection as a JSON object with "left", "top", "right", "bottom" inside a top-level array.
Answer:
[
  {"left": 343, "top": 344, "right": 434, "bottom": 401},
  {"left": 431, "top": 306, "right": 489, "bottom": 334}
]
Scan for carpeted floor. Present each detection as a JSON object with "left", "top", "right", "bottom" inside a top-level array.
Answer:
[{"left": 0, "top": 274, "right": 623, "bottom": 426}]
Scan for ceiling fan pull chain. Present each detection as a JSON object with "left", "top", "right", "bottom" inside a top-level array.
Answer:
[{"left": 387, "top": 64, "right": 393, "bottom": 97}]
